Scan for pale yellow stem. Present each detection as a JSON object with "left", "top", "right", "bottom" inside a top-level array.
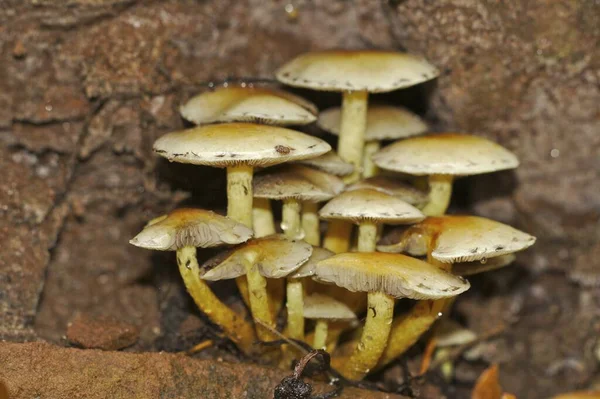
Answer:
[
  {"left": 301, "top": 202, "right": 321, "bottom": 246},
  {"left": 421, "top": 174, "right": 454, "bottom": 216},
  {"left": 177, "top": 246, "right": 255, "bottom": 353},
  {"left": 226, "top": 165, "right": 273, "bottom": 341},
  {"left": 282, "top": 199, "right": 303, "bottom": 239},
  {"left": 286, "top": 279, "right": 304, "bottom": 341},
  {"left": 323, "top": 220, "right": 352, "bottom": 253},
  {"left": 357, "top": 221, "right": 377, "bottom": 253},
  {"left": 313, "top": 320, "right": 329, "bottom": 350},
  {"left": 252, "top": 198, "right": 276, "bottom": 237},
  {"left": 338, "top": 90, "right": 368, "bottom": 183},
  {"left": 375, "top": 300, "right": 439, "bottom": 369},
  {"left": 340, "top": 291, "right": 394, "bottom": 380},
  {"left": 362, "top": 140, "right": 380, "bottom": 178}
]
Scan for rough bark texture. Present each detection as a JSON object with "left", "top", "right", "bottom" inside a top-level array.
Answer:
[{"left": 0, "top": 1, "right": 598, "bottom": 398}]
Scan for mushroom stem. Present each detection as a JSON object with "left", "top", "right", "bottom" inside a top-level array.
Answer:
[
  {"left": 301, "top": 202, "right": 321, "bottom": 246},
  {"left": 341, "top": 291, "right": 394, "bottom": 380},
  {"left": 227, "top": 164, "right": 274, "bottom": 341},
  {"left": 286, "top": 279, "right": 305, "bottom": 341},
  {"left": 375, "top": 300, "right": 439, "bottom": 369},
  {"left": 323, "top": 220, "right": 352, "bottom": 253},
  {"left": 283, "top": 198, "right": 305, "bottom": 341},
  {"left": 362, "top": 140, "right": 380, "bottom": 178},
  {"left": 357, "top": 221, "right": 378, "bottom": 252},
  {"left": 253, "top": 198, "right": 276, "bottom": 237},
  {"left": 313, "top": 320, "right": 329, "bottom": 350},
  {"left": 177, "top": 246, "right": 255, "bottom": 353},
  {"left": 421, "top": 174, "right": 454, "bottom": 216},
  {"left": 282, "top": 199, "right": 303, "bottom": 239},
  {"left": 338, "top": 90, "right": 368, "bottom": 183}
]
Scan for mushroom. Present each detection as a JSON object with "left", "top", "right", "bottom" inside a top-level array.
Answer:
[
  {"left": 277, "top": 50, "right": 438, "bottom": 183},
  {"left": 319, "top": 188, "right": 425, "bottom": 253},
  {"left": 253, "top": 165, "right": 343, "bottom": 341},
  {"left": 296, "top": 151, "right": 354, "bottom": 178},
  {"left": 313, "top": 252, "right": 470, "bottom": 380},
  {"left": 373, "top": 134, "right": 519, "bottom": 216},
  {"left": 201, "top": 235, "right": 313, "bottom": 339},
  {"left": 129, "top": 208, "right": 256, "bottom": 352},
  {"left": 346, "top": 175, "right": 429, "bottom": 208},
  {"left": 318, "top": 105, "right": 428, "bottom": 178},
  {"left": 180, "top": 85, "right": 318, "bottom": 126},
  {"left": 303, "top": 293, "right": 356, "bottom": 350},
  {"left": 452, "top": 253, "right": 516, "bottom": 276},
  {"left": 153, "top": 123, "right": 330, "bottom": 340}
]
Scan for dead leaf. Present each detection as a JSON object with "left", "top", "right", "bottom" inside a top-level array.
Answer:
[{"left": 472, "top": 364, "right": 502, "bottom": 399}]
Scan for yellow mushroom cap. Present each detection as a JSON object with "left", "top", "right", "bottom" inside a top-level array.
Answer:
[
  {"left": 290, "top": 247, "right": 335, "bottom": 279},
  {"left": 201, "top": 235, "right": 312, "bottom": 280},
  {"left": 296, "top": 151, "right": 354, "bottom": 176},
  {"left": 276, "top": 50, "right": 439, "bottom": 93},
  {"left": 303, "top": 293, "right": 357, "bottom": 321},
  {"left": 318, "top": 105, "right": 428, "bottom": 141},
  {"left": 180, "top": 86, "right": 318, "bottom": 126},
  {"left": 453, "top": 253, "right": 517, "bottom": 276},
  {"left": 319, "top": 188, "right": 425, "bottom": 225},
  {"left": 253, "top": 165, "right": 345, "bottom": 202},
  {"left": 373, "top": 133, "right": 519, "bottom": 176},
  {"left": 346, "top": 176, "right": 428, "bottom": 206},
  {"left": 378, "top": 216, "right": 536, "bottom": 262},
  {"left": 153, "top": 123, "right": 331, "bottom": 167},
  {"left": 435, "top": 319, "right": 477, "bottom": 347},
  {"left": 129, "top": 208, "right": 253, "bottom": 251},
  {"left": 314, "top": 252, "right": 470, "bottom": 300}
]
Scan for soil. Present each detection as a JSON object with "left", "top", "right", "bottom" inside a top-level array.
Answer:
[{"left": 0, "top": 1, "right": 598, "bottom": 398}]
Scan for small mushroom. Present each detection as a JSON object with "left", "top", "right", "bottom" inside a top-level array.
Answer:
[
  {"left": 296, "top": 151, "right": 354, "bottom": 177},
  {"left": 180, "top": 85, "right": 318, "bottom": 126},
  {"left": 254, "top": 166, "right": 343, "bottom": 341},
  {"left": 319, "top": 188, "right": 424, "bottom": 253},
  {"left": 201, "top": 235, "right": 313, "bottom": 339},
  {"left": 303, "top": 293, "right": 356, "bottom": 350},
  {"left": 129, "top": 208, "right": 255, "bottom": 352},
  {"left": 318, "top": 105, "right": 428, "bottom": 178},
  {"left": 277, "top": 50, "right": 439, "bottom": 183},
  {"left": 154, "top": 123, "right": 330, "bottom": 340},
  {"left": 346, "top": 175, "right": 428, "bottom": 207},
  {"left": 373, "top": 134, "right": 519, "bottom": 216},
  {"left": 313, "top": 252, "right": 470, "bottom": 380}
]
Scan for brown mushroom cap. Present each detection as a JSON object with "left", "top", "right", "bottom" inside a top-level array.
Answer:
[
  {"left": 319, "top": 188, "right": 425, "bottom": 225},
  {"left": 296, "top": 151, "right": 354, "bottom": 177},
  {"left": 303, "top": 293, "right": 356, "bottom": 321},
  {"left": 314, "top": 252, "right": 470, "bottom": 300},
  {"left": 373, "top": 134, "right": 519, "bottom": 176},
  {"left": 318, "top": 105, "right": 428, "bottom": 141},
  {"left": 129, "top": 208, "right": 253, "bottom": 251},
  {"left": 153, "top": 123, "right": 331, "bottom": 167},
  {"left": 253, "top": 165, "right": 345, "bottom": 202},
  {"left": 180, "top": 86, "right": 318, "bottom": 126},
  {"left": 201, "top": 235, "right": 312, "bottom": 280},
  {"left": 346, "top": 176, "right": 428, "bottom": 206},
  {"left": 276, "top": 50, "right": 439, "bottom": 93}
]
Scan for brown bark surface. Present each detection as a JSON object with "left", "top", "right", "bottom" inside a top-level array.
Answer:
[{"left": 0, "top": 1, "right": 598, "bottom": 398}]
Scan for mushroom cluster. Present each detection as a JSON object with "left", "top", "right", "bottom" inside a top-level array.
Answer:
[{"left": 130, "top": 49, "right": 535, "bottom": 381}]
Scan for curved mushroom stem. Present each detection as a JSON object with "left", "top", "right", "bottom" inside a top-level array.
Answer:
[
  {"left": 253, "top": 198, "right": 276, "bottom": 238},
  {"left": 341, "top": 291, "right": 394, "bottom": 380},
  {"left": 338, "top": 90, "right": 368, "bottom": 184},
  {"left": 313, "top": 320, "right": 329, "bottom": 350},
  {"left": 362, "top": 140, "right": 380, "bottom": 178},
  {"left": 357, "top": 221, "right": 378, "bottom": 252},
  {"left": 421, "top": 174, "right": 454, "bottom": 216},
  {"left": 323, "top": 221, "right": 352, "bottom": 253},
  {"left": 375, "top": 300, "right": 439, "bottom": 369},
  {"left": 177, "top": 246, "right": 256, "bottom": 353},
  {"left": 301, "top": 201, "right": 321, "bottom": 246},
  {"left": 283, "top": 198, "right": 305, "bottom": 341},
  {"left": 227, "top": 164, "right": 274, "bottom": 341}
]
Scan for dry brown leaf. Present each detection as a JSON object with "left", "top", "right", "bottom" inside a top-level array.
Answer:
[{"left": 472, "top": 364, "right": 502, "bottom": 399}]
